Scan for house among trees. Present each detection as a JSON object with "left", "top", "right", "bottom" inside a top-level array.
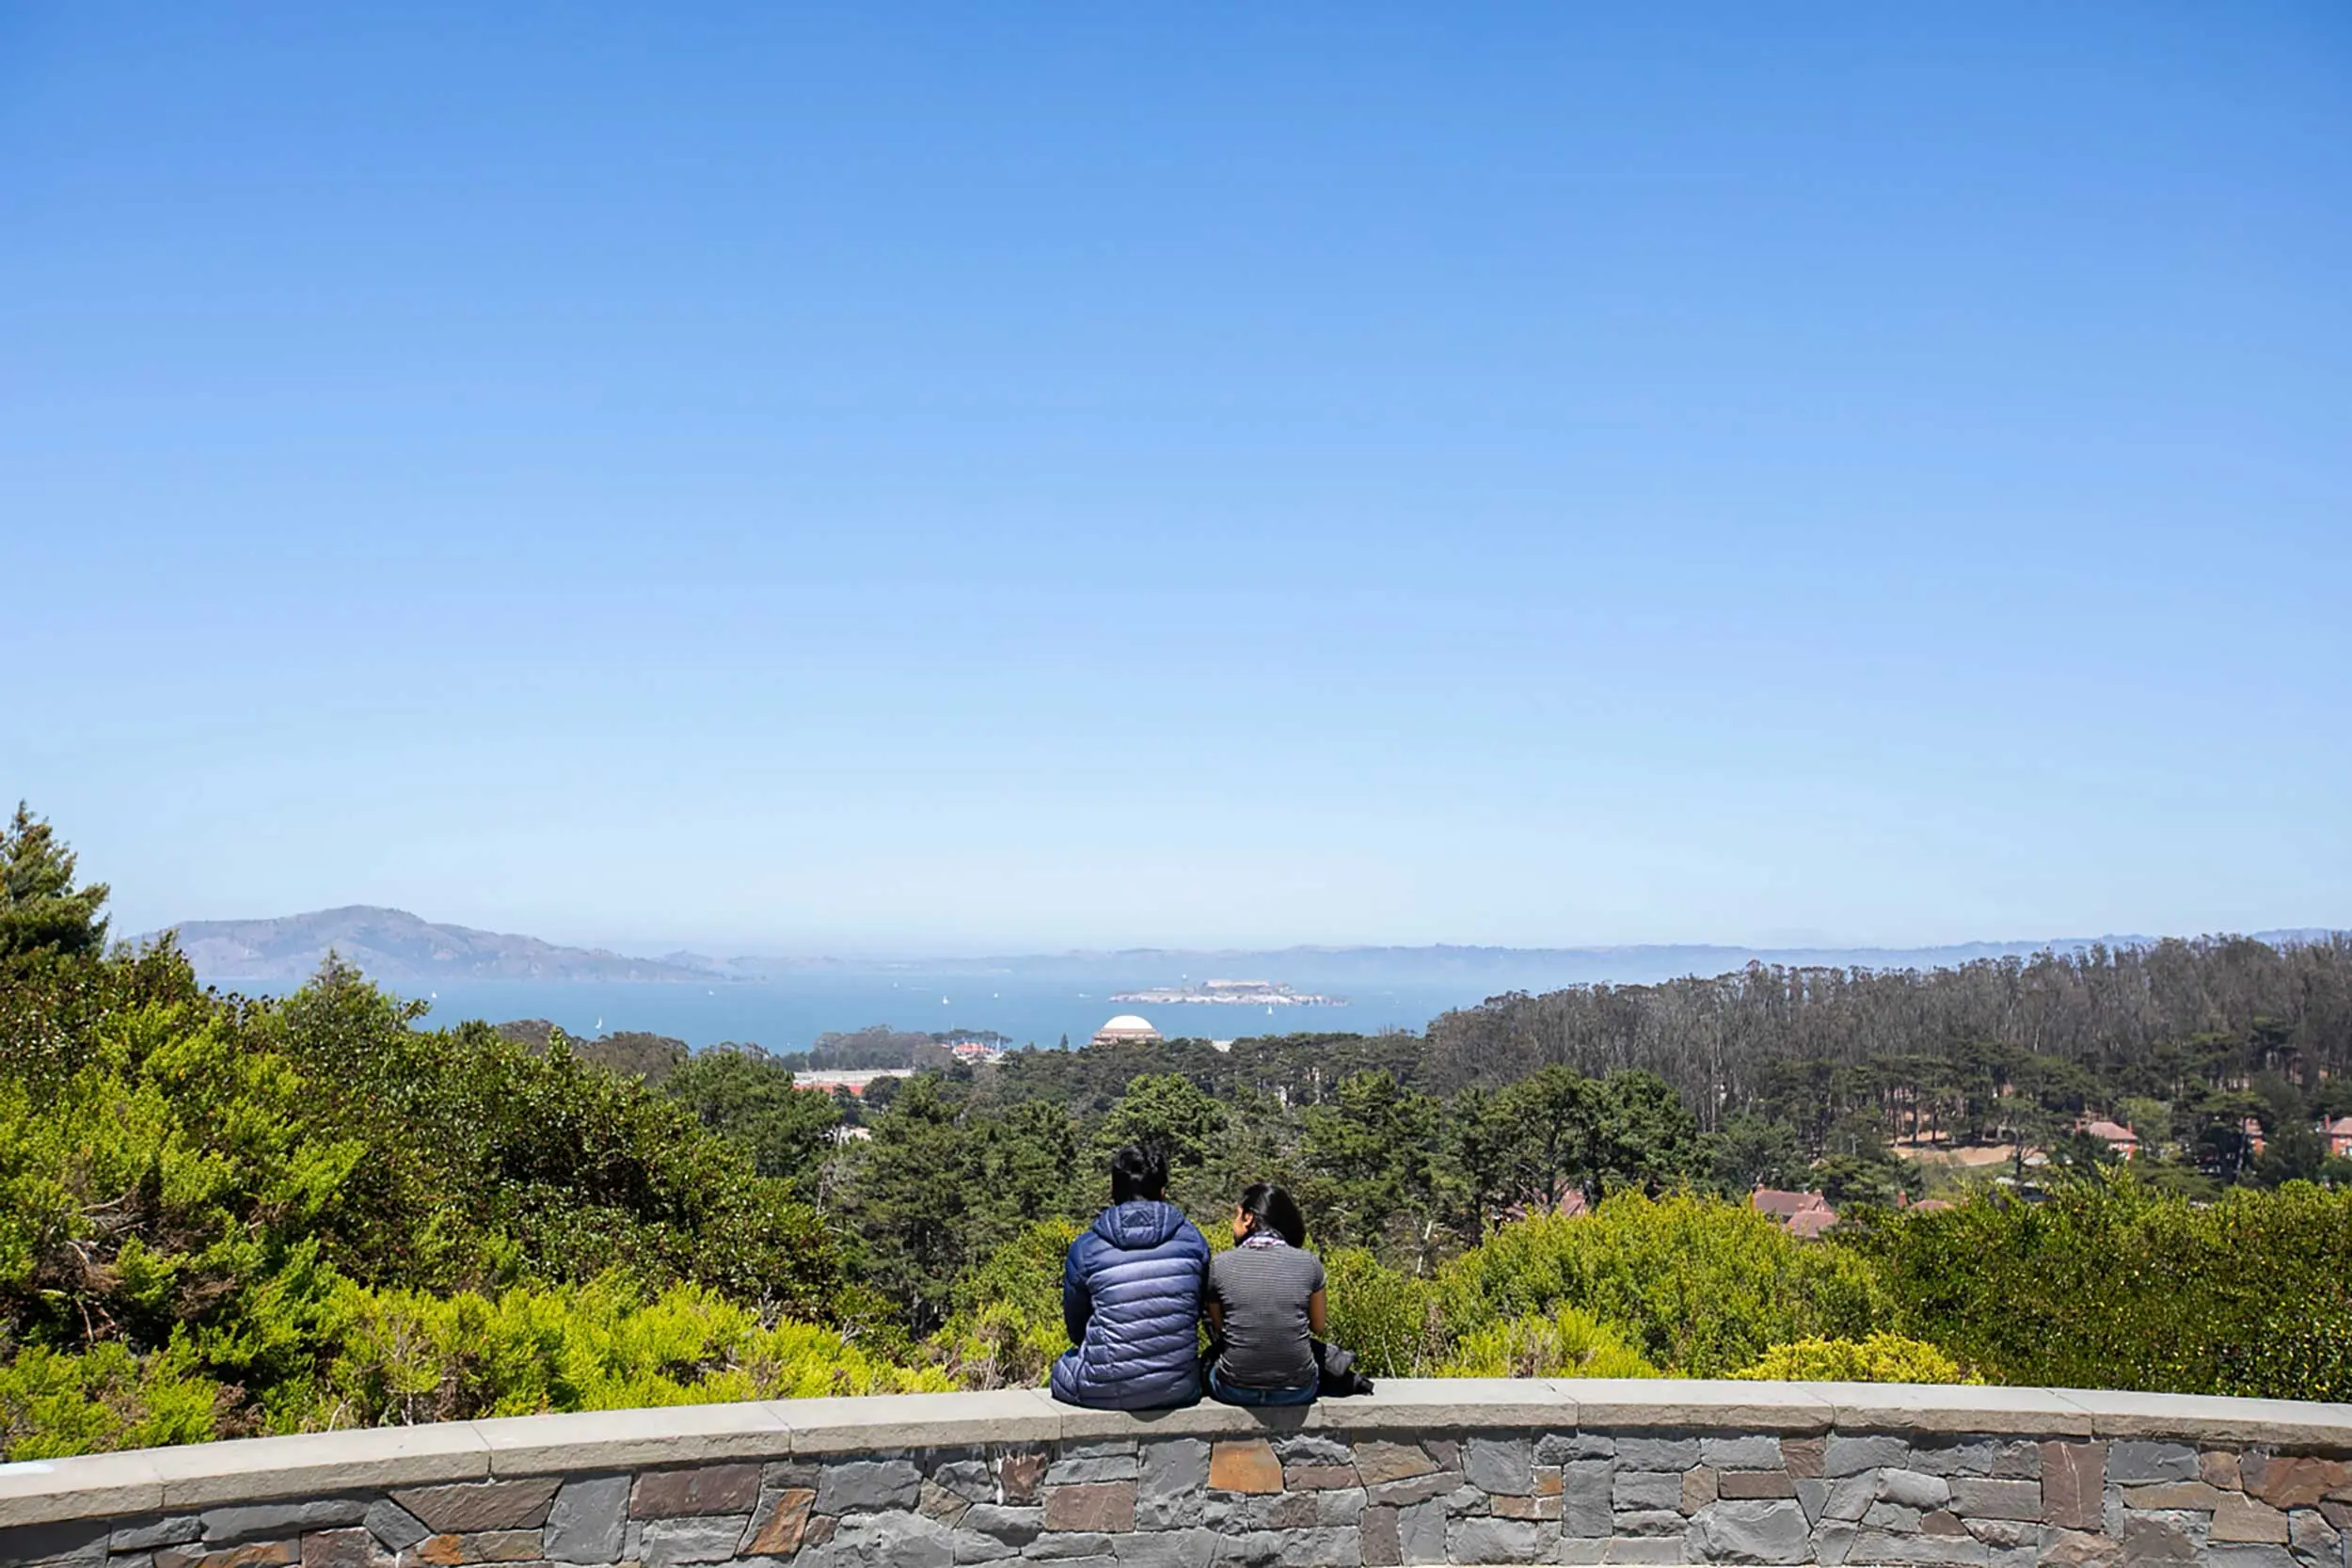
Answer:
[
  {"left": 2326, "top": 1115, "right": 2352, "bottom": 1159},
  {"left": 2078, "top": 1117, "right": 2139, "bottom": 1158},
  {"left": 1750, "top": 1185, "right": 1837, "bottom": 1239}
]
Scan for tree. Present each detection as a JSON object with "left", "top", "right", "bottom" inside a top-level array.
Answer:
[
  {"left": 1708, "top": 1114, "right": 1809, "bottom": 1193},
  {"left": 1093, "top": 1072, "right": 1230, "bottom": 1175},
  {"left": 0, "top": 805, "right": 109, "bottom": 962},
  {"left": 1299, "top": 1070, "right": 1442, "bottom": 1254},
  {"left": 1585, "top": 1070, "right": 1702, "bottom": 1202},
  {"left": 2250, "top": 1122, "right": 2328, "bottom": 1189},
  {"left": 661, "top": 1047, "right": 842, "bottom": 1188},
  {"left": 1493, "top": 1067, "right": 1594, "bottom": 1214},
  {"left": 1439, "top": 1087, "right": 1518, "bottom": 1242}
]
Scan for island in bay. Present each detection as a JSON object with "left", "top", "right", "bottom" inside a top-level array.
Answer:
[{"left": 1106, "top": 977, "right": 1343, "bottom": 1006}]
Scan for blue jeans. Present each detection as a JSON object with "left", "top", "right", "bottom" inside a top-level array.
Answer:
[{"left": 1205, "top": 1360, "right": 1316, "bottom": 1406}]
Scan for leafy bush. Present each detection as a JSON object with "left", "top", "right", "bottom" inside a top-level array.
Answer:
[
  {"left": 0, "top": 1340, "right": 223, "bottom": 1460},
  {"left": 1734, "top": 1334, "right": 1974, "bottom": 1385},
  {"left": 1320, "top": 1247, "right": 1451, "bottom": 1379},
  {"left": 1847, "top": 1174, "right": 2352, "bottom": 1401},
  {"left": 931, "top": 1219, "right": 1083, "bottom": 1389},
  {"left": 1436, "top": 1306, "right": 1658, "bottom": 1379},
  {"left": 1436, "top": 1193, "right": 1888, "bottom": 1375}
]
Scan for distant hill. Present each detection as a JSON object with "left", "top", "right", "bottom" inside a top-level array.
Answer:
[{"left": 155, "top": 906, "right": 722, "bottom": 984}]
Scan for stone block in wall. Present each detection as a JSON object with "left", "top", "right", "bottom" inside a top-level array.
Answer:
[
  {"left": 1878, "top": 1469, "right": 1951, "bottom": 1511},
  {"left": 1609, "top": 1470, "right": 1680, "bottom": 1512},
  {"left": 1701, "top": 1436, "right": 1783, "bottom": 1470},
  {"left": 296, "top": 1527, "right": 388, "bottom": 1568},
  {"left": 815, "top": 1459, "right": 923, "bottom": 1515},
  {"left": 1915, "top": 1440, "right": 2042, "bottom": 1480},
  {"left": 1794, "top": 1478, "right": 1829, "bottom": 1523},
  {"left": 932, "top": 1459, "right": 997, "bottom": 1503},
  {"left": 1139, "top": 1441, "right": 1209, "bottom": 1500},
  {"left": 742, "top": 1485, "right": 817, "bottom": 1557},
  {"left": 1, "top": 1519, "right": 110, "bottom": 1568},
  {"left": 1451, "top": 1515, "right": 1543, "bottom": 1564},
  {"left": 1273, "top": 1436, "right": 1352, "bottom": 1466},
  {"left": 1043, "top": 1481, "right": 1136, "bottom": 1534},
  {"left": 962, "top": 1503, "right": 1043, "bottom": 1544},
  {"left": 1612, "top": 1437, "right": 1697, "bottom": 1473},
  {"left": 1030, "top": 1529, "right": 1116, "bottom": 1558},
  {"left": 2289, "top": 1505, "right": 2343, "bottom": 1563},
  {"left": 415, "top": 1528, "right": 547, "bottom": 1565},
  {"left": 629, "top": 1464, "right": 761, "bottom": 1519},
  {"left": 2038, "top": 1527, "right": 2122, "bottom": 1567},
  {"left": 1536, "top": 1433, "right": 1613, "bottom": 1465},
  {"left": 1824, "top": 1435, "right": 1912, "bottom": 1477},
  {"left": 1680, "top": 1466, "right": 1716, "bottom": 1513},
  {"left": 2107, "top": 1442, "right": 2201, "bottom": 1484},
  {"left": 1364, "top": 1473, "right": 1455, "bottom": 1509},
  {"left": 1948, "top": 1478, "right": 2041, "bottom": 1520},
  {"left": 1963, "top": 1516, "right": 2038, "bottom": 1548},
  {"left": 159, "top": 1544, "right": 297, "bottom": 1568},
  {"left": 1847, "top": 1528, "right": 1991, "bottom": 1565},
  {"left": 1819, "top": 1472, "right": 1876, "bottom": 1523},
  {"left": 1865, "top": 1501, "right": 1923, "bottom": 1532},
  {"left": 2244, "top": 1455, "right": 2351, "bottom": 1511},
  {"left": 1491, "top": 1494, "right": 1559, "bottom": 1522},
  {"left": 201, "top": 1500, "right": 369, "bottom": 1547},
  {"left": 827, "top": 1509, "right": 957, "bottom": 1568},
  {"left": 387, "top": 1481, "right": 559, "bottom": 1536},
  {"left": 1107, "top": 1526, "right": 1218, "bottom": 1568},
  {"left": 2041, "top": 1442, "right": 2106, "bottom": 1531},
  {"left": 114, "top": 1519, "right": 202, "bottom": 1552},
  {"left": 923, "top": 1478, "right": 976, "bottom": 1525},
  {"left": 1207, "top": 1442, "right": 1282, "bottom": 1497},
  {"left": 2213, "top": 1493, "right": 2294, "bottom": 1544},
  {"left": 1000, "top": 1453, "right": 1048, "bottom": 1505},
  {"left": 1717, "top": 1471, "right": 1795, "bottom": 1500},
  {"left": 1360, "top": 1503, "right": 1400, "bottom": 1567},
  {"left": 1396, "top": 1498, "right": 1446, "bottom": 1565},
  {"left": 1467, "top": 1436, "right": 1533, "bottom": 1496},
  {"left": 1352, "top": 1443, "right": 1437, "bottom": 1486},
  {"left": 1687, "top": 1497, "right": 1809, "bottom": 1564},
  {"left": 2203, "top": 1450, "right": 2246, "bottom": 1492},
  {"left": 1610, "top": 1509, "right": 1683, "bottom": 1537},
  {"left": 541, "top": 1473, "right": 628, "bottom": 1563},
  {"left": 2118, "top": 1509, "right": 2205, "bottom": 1565},
  {"left": 1282, "top": 1464, "right": 1359, "bottom": 1492},
  {"left": 1561, "top": 1461, "right": 1612, "bottom": 1538},
  {"left": 1781, "top": 1437, "right": 1824, "bottom": 1480},
  {"left": 1047, "top": 1455, "right": 1139, "bottom": 1486},
  {"left": 2208, "top": 1548, "right": 2300, "bottom": 1568},
  {"left": 1598, "top": 1532, "right": 1685, "bottom": 1562}
]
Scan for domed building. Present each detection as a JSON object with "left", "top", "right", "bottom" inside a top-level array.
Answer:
[{"left": 1090, "top": 1013, "right": 1162, "bottom": 1046}]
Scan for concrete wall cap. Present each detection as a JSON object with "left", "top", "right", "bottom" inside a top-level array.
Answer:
[
  {"left": 1819, "top": 1383, "right": 2095, "bottom": 1436},
  {"left": 784, "top": 1389, "right": 1065, "bottom": 1453},
  {"left": 1561, "top": 1380, "right": 1836, "bottom": 1433},
  {"left": 1311, "top": 1377, "right": 1576, "bottom": 1432},
  {"left": 150, "top": 1421, "right": 490, "bottom": 1509},
  {"left": 0, "top": 1449, "right": 166, "bottom": 1529},
  {"left": 2055, "top": 1387, "right": 2352, "bottom": 1447},
  {"left": 476, "top": 1400, "right": 793, "bottom": 1476}
]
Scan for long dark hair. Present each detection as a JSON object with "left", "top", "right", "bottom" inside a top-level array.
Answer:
[{"left": 1237, "top": 1182, "right": 1306, "bottom": 1247}]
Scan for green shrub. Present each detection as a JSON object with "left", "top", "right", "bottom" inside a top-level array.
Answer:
[
  {"left": 1734, "top": 1333, "right": 1974, "bottom": 1385},
  {"left": 931, "top": 1219, "right": 1083, "bottom": 1388},
  {"left": 1436, "top": 1306, "right": 1658, "bottom": 1379},
  {"left": 0, "top": 1339, "right": 223, "bottom": 1460},
  {"left": 1847, "top": 1175, "right": 2352, "bottom": 1401},
  {"left": 1320, "top": 1247, "right": 1450, "bottom": 1378},
  {"left": 1436, "top": 1193, "right": 1889, "bottom": 1375}
]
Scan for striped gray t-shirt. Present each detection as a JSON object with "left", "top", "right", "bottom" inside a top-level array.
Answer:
[{"left": 1207, "top": 1242, "right": 1326, "bottom": 1389}]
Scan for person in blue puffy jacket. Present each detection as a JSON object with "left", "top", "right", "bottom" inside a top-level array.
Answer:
[{"left": 1049, "top": 1144, "right": 1211, "bottom": 1409}]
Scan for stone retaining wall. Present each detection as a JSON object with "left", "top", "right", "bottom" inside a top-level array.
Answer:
[{"left": 3, "top": 1383, "right": 2349, "bottom": 1568}]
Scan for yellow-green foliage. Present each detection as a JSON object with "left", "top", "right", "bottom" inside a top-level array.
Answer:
[
  {"left": 1320, "top": 1247, "right": 1449, "bottom": 1379},
  {"left": 0, "top": 1340, "right": 223, "bottom": 1460},
  {"left": 294, "top": 1275, "right": 949, "bottom": 1429},
  {"left": 931, "top": 1219, "right": 1083, "bottom": 1389},
  {"left": 1735, "top": 1333, "right": 1975, "bottom": 1385},
  {"left": 1436, "top": 1193, "right": 1887, "bottom": 1376},
  {"left": 1436, "top": 1305, "right": 1658, "bottom": 1379}
]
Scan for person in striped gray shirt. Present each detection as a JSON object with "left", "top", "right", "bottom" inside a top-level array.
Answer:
[{"left": 1202, "top": 1182, "right": 1326, "bottom": 1405}]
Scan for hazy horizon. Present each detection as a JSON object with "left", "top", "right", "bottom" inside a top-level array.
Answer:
[{"left": 8, "top": 7, "right": 2347, "bottom": 952}]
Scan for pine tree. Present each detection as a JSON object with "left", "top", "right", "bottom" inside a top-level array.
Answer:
[{"left": 0, "top": 803, "right": 110, "bottom": 961}]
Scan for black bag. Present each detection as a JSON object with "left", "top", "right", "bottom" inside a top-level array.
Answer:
[{"left": 1314, "top": 1337, "right": 1375, "bottom": 1398}]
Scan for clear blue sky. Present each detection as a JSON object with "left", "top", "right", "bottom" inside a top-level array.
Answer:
[{"left": 5, "top": 5, "right": 2347, "bottom": 955}]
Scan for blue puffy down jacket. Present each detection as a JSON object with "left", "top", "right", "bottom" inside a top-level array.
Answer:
[{"left": 1048, "top": 1200, "right": 1210, "bottom": 1409}]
